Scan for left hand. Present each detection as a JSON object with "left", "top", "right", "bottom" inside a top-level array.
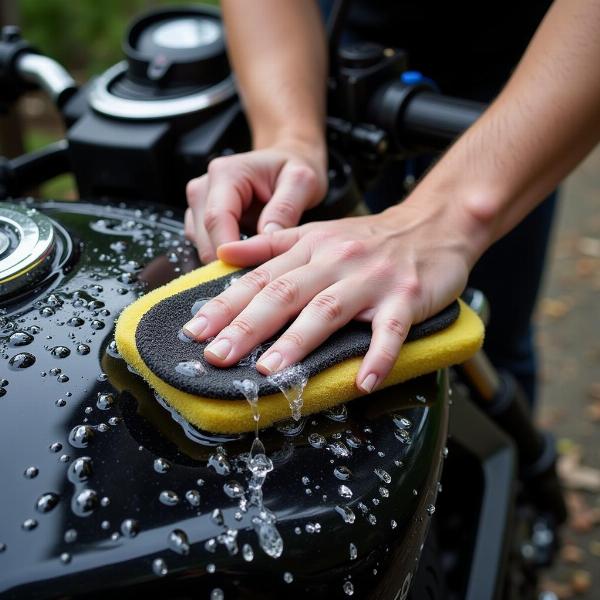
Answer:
[{"left": 183, "top": 200, "right": 478, "bottom": 393}]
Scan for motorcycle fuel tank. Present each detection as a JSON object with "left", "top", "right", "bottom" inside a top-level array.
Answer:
[{"left": 0, "top": 199, "right": 447, "bottom": 599}]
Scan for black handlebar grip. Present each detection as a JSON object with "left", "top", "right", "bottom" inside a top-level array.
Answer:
[{"left": 400, "top": 91, "right": 485, "bottom": 148}]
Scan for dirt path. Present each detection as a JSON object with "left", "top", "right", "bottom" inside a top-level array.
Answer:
[{"left": 536, "top": 146, "right": 600, "bottom": 598}]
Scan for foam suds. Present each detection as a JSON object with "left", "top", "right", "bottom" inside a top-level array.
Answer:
[
  {"left": 267, "top": 364, "right": 308, "bottom": 422},
  {"left": 175, "top": 360, "right": 206, "bottom": 378}
]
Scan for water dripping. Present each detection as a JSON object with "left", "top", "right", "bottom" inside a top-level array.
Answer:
[
  {"left": 267, "top": 364, "right": 308, "bottom": 422},
  {"left": 233, "top": 379, "right": 260, "bottom": 434}
]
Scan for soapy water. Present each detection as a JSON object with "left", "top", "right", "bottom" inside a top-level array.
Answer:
[{"left": 267, "top": 364, "right": 308, "bottom": 422}]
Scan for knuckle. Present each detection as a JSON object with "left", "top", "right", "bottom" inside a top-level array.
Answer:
[
  {"left": 210, "top": 296, "right": 234, "bottom": 320},
  {"left": 203, "top": 208, "right": 220, "bottom": 233},
  {"left": 337, "top": 239, "right": 367, "bottom": 261},
  {"left": 288, "top": 164, "right": 318, "bottom": 189},
  {"left": 271, "top": 199, "right": 299, "bottom": 222},
  {"left": 383, "top": 317, "right": 408, "bottom": 338},
  {"left": 185, "top": 178, "right": 202, "bottom": 200},
  {"left": 239, "top": 268, "right": 271, "bottom": 291},
  {"left": 377, "top": 346, "right": 398, "bottom": 364},
  {"left": 369, "top": 260, "right": 395, "bottom": 280},
  {"left": 312, "top": 293, "right": 343, "bottom": 322},
  {"left": 229, "top": 317, "right": 255, "bottom": 337},
  {"left": 264, "top": 277, "right": 299, "bottom": 305},
  {"left": 207, "top": 156, "right": 229, "bottom": 175},
  {"left": 279, "top": 330, "right": 304, "bottom": 348},
  {"left": 398, "top": 276, "right": 421, "bottom": 299}
]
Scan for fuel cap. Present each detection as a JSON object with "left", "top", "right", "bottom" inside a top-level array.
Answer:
[{"left": 0, "top": 203, "right": 56, "bottom": 299}]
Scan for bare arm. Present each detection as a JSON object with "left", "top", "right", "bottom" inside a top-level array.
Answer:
[
  {"left": 184, "top": 0, "right": 328, "bottom": 263},
  {"left": 185, "top": 0, "right": 600, "bottom": 394}
]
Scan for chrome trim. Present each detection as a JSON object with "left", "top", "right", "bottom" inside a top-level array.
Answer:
[
  {"left": 88, "top": 61, "right": 237, "bottom": 120},
  {"left": 16, "top": 53, "right": 77, "bottom": 104},
  {"left": 0, "top": 204, "right": 56, "bottom": 297}
]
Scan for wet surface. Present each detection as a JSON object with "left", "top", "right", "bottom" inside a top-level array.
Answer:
[{"left": 0, "top": 199, "right": 447, "bottom": 599}]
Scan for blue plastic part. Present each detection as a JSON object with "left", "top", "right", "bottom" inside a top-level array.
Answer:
[{"left": 401, "top": 70, "right": 424, "bottom": 85}]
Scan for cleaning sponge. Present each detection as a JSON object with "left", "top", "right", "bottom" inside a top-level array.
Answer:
[{"left": 115, "top": 261, "right": 484, "bottom": 433}]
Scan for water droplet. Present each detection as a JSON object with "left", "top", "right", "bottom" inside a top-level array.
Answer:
[
  {"left": 9, "top": 353, "right": 36, "bottom": 369},
  {"left": 185, "top": 489, "right": 201, "bottom": 507},
  {"left": 327, "top": 441, "right": 351, "bottom": 459},
  {"left": 267, "top": 365, "right": 308, "bottom": 422},
  {"left": 121, "top": 519, "right": 140, "bottom": 538},
  {"left": 60, "top": 552, "right": 71, "bottom": 564},
  {"left": 50, "top": 346, "right": 71, "bottom": 358},
  {"left": 208, "top": 448, "right": 231, "bottom": 476},
  {"left": 59, "top": 454, "right": 70, "bottom": 463},
  {"left": 57, "top": 374, "right": 69, "bottom": 383},
  {"left": 152, "top": 558, "right": 168, "bottom": 577},
  {"left": 55, "top": 398, "right": 66, "bottom": 407},
  {"left": 283, "top": 572, "right": 294, "bottom": 584},
  {"left": 24, "top": 466, "right": 39, "bottom": 479},
  {"left": 100, "top": 496, "right": 110, "bottom": 507},
  {"left": 394, "top": 429, "right": 412, "bottom": 444},
  {"left": 379, "top": 486, "right": 389, "bottom": 498},
  {"left": 374, "top": 468, "right": 391, "bottom": 484},
  {"left": 168, "top": 529, "right": 190, "bottom": 555},
  {"left": 338, "top": 485, "right": 353, "bottom": 499},
  {"left": 308, "top": 433, "right": 326, "bottom": 448},
  {"left": 343, "top": 581, "right": 354, "bottom": 596},
  {"left": 210, "top": 589, "right": 224, "bottom": 600},
  {"left": 391, "top": 519, "right": 397, "bottom": 529},
  {"left": 334, "top": 504, "right": 356, "bottom": 524},
  {"left": 159, "top": 490, "right": 179, "bottom": 506},
  {"left": 211, "top": 508, "right": 224, "bottom": 526},
  {"left": 49, "top": 442, "right": 62, "bottom": 453},
  {"left": 36, "top": 492, "right": 59, "bottom": 513},
  {"left": 101, "top": 520, "right": 110, "bottom": 530},
  {"left": 22, "top": 518, "right": 38, "bottom": 531},
  {"left": 64, "top": 529, "right": 77, "bottom": 543},
  {"left": 205, "top": 538, "right": 217, "bottom": 553},
  {"left": 206, "top": 563, "right": 216, "bottom": 574},
  {"left": 252, "top": 513, "right": 283, "bottom": 558},
  {"left": 334, "top": 466, "right": 352, "bottom": 480},
  {"left": 175, "top": 360, "right": 206, "bottom": 378},
  {"left": 349, "top": 542, "right": 358, "bottom": 560},
  {"left": 242, "top": 543, "right": 254, "bottom": 562},
  {"left": 69, "top": 425, "right": 95, "bottom": 448},
  {"left": 223, "top": 480, "right": 244, "bottom": 499},
  {"left": 153, "top": 457, "right": 171, "bottom": 474},
  {"left": 8, "top": 331, "right": 33, "bottom": 347},
  {"left": 40, "top": 307, "right": 54, "bottom": 317},
  {"left": 324, "top": 404, "right": 348, "bottom": 422},
  {"left": 426, "top": 504, "right": 436, "bottom": 516},
  {"left": 68, "top": 317, "right": 85, "bottom": 327},
  {"left": 72, "top": 489, "right": 99, "bottom": 517}
]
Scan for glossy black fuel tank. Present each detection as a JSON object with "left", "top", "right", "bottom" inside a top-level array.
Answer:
[{"left": 0, "top": 199, "right": 448, "bottom": 599}]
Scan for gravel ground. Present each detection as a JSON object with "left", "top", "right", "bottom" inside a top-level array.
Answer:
[{"left": 535, "top": 146, "right": 600, "bottom": 598}]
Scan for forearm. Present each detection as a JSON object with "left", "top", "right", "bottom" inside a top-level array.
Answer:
[
  {"left": 221, "top": 0, "right": 327, "bottom": 151},
  {"left": 402, "top": 0, "right": 600, "bottom": 265}
]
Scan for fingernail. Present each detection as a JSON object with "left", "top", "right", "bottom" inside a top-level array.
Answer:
[
  {"left": 205, "top": 338, "right": 232, "bottom": 360},
  {"left": 183, "top": 315, "right": 208, "bottom": 338},
  {"left": 263, "top": 222, "right": 283, "bottom": 234},
  {"left": 257, "top": 351, "right": 282, "bottom": 373},
  {"left": 360, "top": 373, "right": 378, "bottom": 393}
]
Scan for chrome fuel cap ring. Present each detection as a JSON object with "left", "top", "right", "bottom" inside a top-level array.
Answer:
[{"left": 0, "top": 204, "right": 56, "bottom": 298}]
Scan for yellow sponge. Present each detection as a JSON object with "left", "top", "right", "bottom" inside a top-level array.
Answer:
[{"left": 115, "top": 261, "right": 484, "bottom": 433}]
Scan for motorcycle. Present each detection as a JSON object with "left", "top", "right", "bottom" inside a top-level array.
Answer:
[{"left": 0, "top": 3, "right": 566, "bottom": 599}]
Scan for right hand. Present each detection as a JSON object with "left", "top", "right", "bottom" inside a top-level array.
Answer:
[{"left": 185, "top": 141, "right": 328, "bottom": 263}]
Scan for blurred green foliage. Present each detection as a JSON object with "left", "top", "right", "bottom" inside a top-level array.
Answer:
[{"left": 18, "top": 0, "right": 219, "bottom": 75}]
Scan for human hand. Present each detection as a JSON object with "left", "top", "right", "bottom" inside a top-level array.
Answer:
[
  {"left": 183, "top": 198, "right": 481, "bottom": 393},
  {"left": 184, "top": 141, "right": 327, "bottom": 264}
]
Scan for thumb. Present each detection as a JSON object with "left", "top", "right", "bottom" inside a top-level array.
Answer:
[
  {"left": 216, "top": 227, "right": 301, "bottom": 266},
  {"left": 257, "top": 162, "right": 323, "bottom": 234}
]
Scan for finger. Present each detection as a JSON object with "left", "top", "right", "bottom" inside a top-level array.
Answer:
[
  {"left": 257, "top": 162, "right": 321, "bottom": 234},
  {"left": 184, "top": 208, "right": 194, "bottom": 240},
  {"left": 186, "top": 175, "right": 214, "bottom": 262},
  {"left": 356, "top": 302, "right": 413, "bottom": 393},
  {"left": 216, "top": 226, "right": 302, "bottom": 266},
  {"left": 202, "top": 262, "right": 335, "bottom": 367},
  {"left": 256, "top": 277, "right": 372, "bottom": 375},
  {"left": 203, "top": 159, "right": 251, "bottom": 250},
  {"left": 183, "top": 238, "right": 310, "bottom": 340}
]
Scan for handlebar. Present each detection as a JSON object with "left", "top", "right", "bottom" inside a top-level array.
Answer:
[{"left": 16, "top": 53, "right": 76, "bottom": 108}]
